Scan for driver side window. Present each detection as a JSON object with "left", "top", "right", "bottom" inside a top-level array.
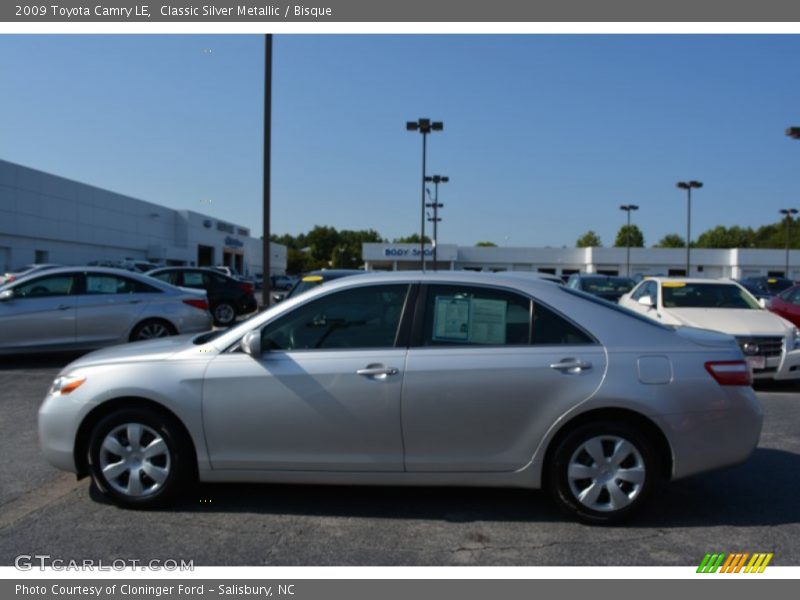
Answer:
[{"left": 260, "top": 284, "right": 410, "bottom": 351}]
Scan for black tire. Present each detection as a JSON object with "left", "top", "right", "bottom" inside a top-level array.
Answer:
[
  {"left": 547, "top": 420, "right": 661, "bottom": 524},
  {"left": 212, "top": 302, "right": 236, "bottom": 326},
  {"left": 87, "top": 408, "right": 195, "bottom": 508},
  {"left": 129, "top": 319, "right": 176, "bottom": 342}
]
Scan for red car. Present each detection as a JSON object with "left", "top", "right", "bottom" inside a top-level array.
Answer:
[{"left": 767, "top": 285, "right": 800, "bottom": 327}]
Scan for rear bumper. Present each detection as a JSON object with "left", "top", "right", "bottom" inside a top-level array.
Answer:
[
  {"left": 238, "top": 295, "right": 258, "bottom": 315},
  {"left": 654, "top": 387, "right": 762, "bottom": 480}
]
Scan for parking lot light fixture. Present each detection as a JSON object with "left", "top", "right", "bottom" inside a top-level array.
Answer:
[
  {"left": 425, "top": 174, "right": 449, "bottom": 271},
  {"left": 676, "top": 180, "right": 703, "bottom": 276},
  {"left": 619, "top": 204, "right": 639, "bottom": 277},
  {"left": 780, "top": 208, "right": 799, "bottom": 278},
  {"left": 407, "top": 118, "right": 444, "bottom": 270},
  {"left": 786, "top": 127, "right": 800, "bottom": 140}
]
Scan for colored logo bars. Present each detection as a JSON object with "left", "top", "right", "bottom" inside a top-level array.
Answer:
[{"left": 697, "top": 552, "right": 774, "bottom": 573}]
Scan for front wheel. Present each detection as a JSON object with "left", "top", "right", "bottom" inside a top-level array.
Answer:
[
  {"left": 87, "top": 409, "right": 194, "bottom": 508},
  {"left": 547, "top": 421, "right": 660, "bottom": 524}
]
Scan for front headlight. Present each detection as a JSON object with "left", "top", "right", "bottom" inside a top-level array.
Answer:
[{"left": 48, "top": 374, "right": 86, "bottom": 397}]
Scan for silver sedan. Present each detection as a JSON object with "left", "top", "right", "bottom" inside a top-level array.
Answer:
[
  {"left": 38, "top": 271, "right": 762, "bottom": 523},
  {"left": 0, "top": 266, "right": 212, "bottom": 354}
]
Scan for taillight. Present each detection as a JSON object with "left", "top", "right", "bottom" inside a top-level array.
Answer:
[
  {"left": 704, "top": 361, "right": 752, "bottom": 386},
  {"left": 238, "top": 282, "right": 254, "bottom": 294},
  {"left": 183, "top": 298, "right": 209, "bottom": 311},
  {"left": 6, "top": 275, "right": 15, "bottom": 283}
]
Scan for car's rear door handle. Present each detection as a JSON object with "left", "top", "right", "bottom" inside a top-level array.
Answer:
[
  {"left": 550, "top": 359, "right": 592, "bottom": 373},
  {"left": 357, "top": 365, "right": 399, "bottom": 378},
  {"left": 58, "top": 304, "right": 71, "bottom": 311}
]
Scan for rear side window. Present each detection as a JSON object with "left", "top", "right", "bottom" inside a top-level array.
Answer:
[
  {"left": 85, "top": 274, "right": 160, "bottom": 294},
  {"left": 532, "top": 303, "right": 594, "bottom": 345},
  {"left": 151, "top": 271, "right": 177, "bottom": 285},
  {"left": 422, "top": 285, "right": 531, "bottom": 346},
  {"left": 421, "top": 285, "right": 595, "bottom": 347},
  {"left": 182, "top": 271, "right": 206, "bottom": 287}
]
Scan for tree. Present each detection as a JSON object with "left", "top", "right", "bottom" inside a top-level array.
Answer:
[
  {"left": 653, "top": 234, "right": 686, "bottom": 248},
  {"left": 330, "top": 229, "right": 384, "bottom": 269},
  {"left": 694, "top": 225, "right": 755, "bottom": 249},
  {"left": 475, "top": 241, "right": 497, "bottom": 247},
  {"left": 613, "top": 225, "right": 645, "bottom": 248},
  {"left": 393, "top": 233, "right": 431, "bottom": 244},
  {"left": 576, "top": 231, "right": 602, "bottom": 248}
]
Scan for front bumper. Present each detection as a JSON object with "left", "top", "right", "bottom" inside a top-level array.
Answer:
[
  {"left": 770, "top": 347, "right": 800, "bottom": 380},
  {"left": 38, "top": 391, "right": 92, "bottom": 474}
]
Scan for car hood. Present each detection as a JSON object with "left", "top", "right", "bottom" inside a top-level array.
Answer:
[
  {"left": 667, "top": 308, "right": 793, "bottom": 336},
  {"left": 63, "top": 333, "right": 205, "bottom": 370}
]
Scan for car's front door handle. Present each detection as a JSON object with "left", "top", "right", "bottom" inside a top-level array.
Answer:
[
  {"left": 550, "top": 359, "right": 592, "bottom": 374},
  {"left": 128, "top": 299, "right": 142, "bottom": 304},
  {"left": 357, "top": 365, "right": 399, "bottom": 378},
  {"left": 57, "top": 304, "right": 71, "bottom": 311}
]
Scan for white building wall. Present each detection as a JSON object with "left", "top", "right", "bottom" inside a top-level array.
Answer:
[{"left": 0, "top": 160, "right": 286, "bottom": 276}]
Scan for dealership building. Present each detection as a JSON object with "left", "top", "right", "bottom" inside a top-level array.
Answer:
[
  {"left": 363, "top": 243, "right": 800, "bottom": 280},
  {"left": 0, "top": 160, "right": 286, "bottom": 276}
]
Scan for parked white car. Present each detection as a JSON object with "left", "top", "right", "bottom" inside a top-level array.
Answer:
[{"left": 619, "top": 277, "right": 800, "bottom": 380}]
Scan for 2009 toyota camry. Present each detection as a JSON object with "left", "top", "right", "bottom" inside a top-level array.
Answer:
[{"left": 39, "top": 271, "right": 762, "bottom": 523}]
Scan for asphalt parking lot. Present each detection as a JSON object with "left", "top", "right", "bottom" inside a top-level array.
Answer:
[{"left": 1, "top": 353, "right": 799, "bottom": 567}]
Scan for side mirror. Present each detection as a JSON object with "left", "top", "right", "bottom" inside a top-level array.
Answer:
[
  {"left": 272, "top": 294, "right": 284, "bottom": 303},
  {"left": 240, "top": 330, "right": 262, "bottom": 357},
  {"left": 0, "top": 289, "right": 13, "bottom": 302},
  {"left": 638, "top": 295, "right": 655, "bottom": 308},
  {"left": 758, "top": 298, "right": 767, "bottom": 309}
]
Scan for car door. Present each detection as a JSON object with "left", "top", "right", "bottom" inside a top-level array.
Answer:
[
  {"left": 74, "top": 272, "right": 154, "bottom": 344},
  {"left": 202, "top": 283, "right": 413, "bottom": 471},
  {"left": 0, "top": 273, "right": 78, "bottom": 351},
  {"left": 401, "top": 284, "right": 607, "bottom": 472}
]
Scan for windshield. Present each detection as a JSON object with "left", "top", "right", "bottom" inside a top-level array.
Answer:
[
  {"left": 581, "top": 277, "right": 635, "bottom": 295},
  {"left": 662, "top": 283, "right": 761, "bottom": 309},
  {"left": 286, "top": 277, "right": 325, "bottom": 299}
]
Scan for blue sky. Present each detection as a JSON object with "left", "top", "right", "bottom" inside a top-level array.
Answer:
[{"left": 2, "top": 34, "right": 800, "bottom": 247}]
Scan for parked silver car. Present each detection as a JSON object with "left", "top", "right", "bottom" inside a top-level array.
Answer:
[
  {"left": 0, "top": 267, "right": 212, "bottom": 354},
  {"left": 39, "top": 271, "right": 761, "bottom": 523}
]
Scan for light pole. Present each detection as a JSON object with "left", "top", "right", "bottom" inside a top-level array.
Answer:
[
  {"left": 407, "top": 118, "right": 444, "bottom": 270},
  {"left": 619, "top": 204, "right": 639, "bottom": 277},
  {"left": 262, "top": 34, "right": 273, "bottom": 306},
  {"left": 425, "top": 174, "right": 448, "bottom": 271},
  {"left": 780, "top": 208, "right": 798, "bottom": 278},
  {"left": 676, "top": 180, "right": 703, "bottom": 276}
]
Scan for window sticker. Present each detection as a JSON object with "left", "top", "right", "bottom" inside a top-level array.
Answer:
[
  {"left": 87, "top": 276, "right": 118, "bottom": 294},
  {"left": 432, "top": 296, "right": 470, "bottom": 341},
  {"left": 469, "top": 298, "right": 507, "bottom": 344}
]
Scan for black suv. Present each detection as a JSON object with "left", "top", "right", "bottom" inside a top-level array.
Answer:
[{"left": 147, "top": 267, "right": 257, "bottom": 326}]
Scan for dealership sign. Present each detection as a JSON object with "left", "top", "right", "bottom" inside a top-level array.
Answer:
[{"left": 363, "top": 243, "right": 458, "bottom": 262}]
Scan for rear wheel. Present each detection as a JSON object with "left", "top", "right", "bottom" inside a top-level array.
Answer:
[
  {"left": 212, "top": 302, "right": 236, "bottom": 326},
  {"left": 87, "top": 408, "right": 194, "bottom": 508},
  {"left": 548, "top": 421, "right": 660, "bottom": 524},
  {"left": 130, "top": 319, "right": 175, "bottom": 341}
]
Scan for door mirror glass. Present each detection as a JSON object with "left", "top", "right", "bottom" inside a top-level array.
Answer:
[
  {"left": 241, "top": 330, "right": 262, "bottom": 356},
  {"left": 638, "top": 295, "right": 654, "bottom": 308},
  {"left": 758, "top": 298, "right": 767, "bottom": 308},
  {"left": 0, "top": 289, "right": 13, "bottom": 301}
]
